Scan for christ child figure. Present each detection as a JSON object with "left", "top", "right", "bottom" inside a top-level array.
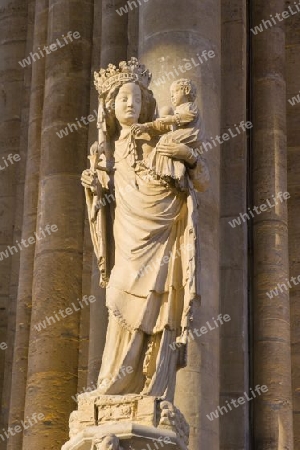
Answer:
[{"left": 131, "top": 78, "right": 203, "bottom": 190}]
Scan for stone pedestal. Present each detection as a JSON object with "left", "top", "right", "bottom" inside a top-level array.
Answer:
[{"left": 62, "top": 393, "right": 189, "bottom": 450}]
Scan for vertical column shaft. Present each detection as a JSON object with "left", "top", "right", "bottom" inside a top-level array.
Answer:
[
  {"left": 87, "top": 258, "right": 107, "bottom": 386},
  {"left": 0, "top": 0, "right": 29, "bottom": 441},
  {"left": 286, "top": 9, "right": 300, "bottom": 450},
  {"left": 220, "top": 1, "right": 249, "bottom": 448},
  {"left": 3, "top": 0, "right": 34, "bottom": 444},
  {"left": 252, "top": 1, "right": 294, "bottom": 447},
  {"left": 77, "top": 0, "right": 102, "bottom": 396},
  {"left": 22, "top": 1, "right": 94, "bottom": 448},
  {"left": 7, "top": 1, "right": 48, "bottom": 448},
  {"left": 101, "top": 0, "right": 128, "bottom": 66}
]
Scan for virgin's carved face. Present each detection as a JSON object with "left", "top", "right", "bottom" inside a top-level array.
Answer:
[{"left": 115, "top": 82, "right": 142, "bottom": 127}]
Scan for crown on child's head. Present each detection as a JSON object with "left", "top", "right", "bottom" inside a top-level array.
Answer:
[{"left": 94, "top": 57, "right": 152, "bottom": 96}]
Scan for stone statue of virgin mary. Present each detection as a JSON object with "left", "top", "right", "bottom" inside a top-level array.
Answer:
[{"left": 81, "top": 57, "right": 209, "bottom": 403}]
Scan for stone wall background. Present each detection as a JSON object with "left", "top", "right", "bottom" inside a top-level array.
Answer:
[{"left": 0, "top": 0, "right": 299, "bottom": 449}]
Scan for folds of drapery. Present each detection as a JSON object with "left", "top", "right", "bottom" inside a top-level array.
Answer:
[
  {"left": 83, "top": 166, "right": 115, "bottom": 288},
  {"left": 84, "top": 142, "right": 209, "bottom": 331},
  {"left": 97, "top": 312, "right": 178, "bottom": 398}
]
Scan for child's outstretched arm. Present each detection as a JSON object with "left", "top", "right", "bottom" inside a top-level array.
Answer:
[{"left": 131, "top": 120, "right": 171, "bottom": 136}]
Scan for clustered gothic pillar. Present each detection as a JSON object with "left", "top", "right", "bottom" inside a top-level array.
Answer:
[
  {"left": 220, "top": 1, "right": 249, "bottom": 448},
  {"left": 101, "top": 0, "right": 128, "bottom": 66},
  {"left": 138, "top": 1, "right": 221, "bottom": 449},
  {"left": 7, "top": 2, "right": 48, "bottom": 449},
  {"left": 21, "top": 0, "right": 94, "bottom": 448},
  {"left": 0, "top": 0, "right": 29, "bottom": 444},
  {"left": 2, "top": 0, "right": 35, "bottom": 448},
  {"left": 79, "top": 0, "right": 102, "bottom": 396},
  {"left": 252, "top": 1, "right": 294, "bottom": 447},
  {"left": 286, "top": 9, "right": 300, "bottom": 450},
  {"left": 86, "top": 0, "right": 105, "bottom": 389}
]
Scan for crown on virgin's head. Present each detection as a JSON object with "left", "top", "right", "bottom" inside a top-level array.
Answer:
[{"left": 94, "top": 57, "right": 152, "bottom": 96}]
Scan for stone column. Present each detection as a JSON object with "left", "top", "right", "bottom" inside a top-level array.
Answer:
[
  {"left": 77, "top": 224, "right": 92, "bottom": 396},
  {"left": 87, "top": 258, "right": 107, "bottom": 386},
  {"left": 77, "top": 0, "right": 102, "bottom": 397},
  {"left": 101, "top": 0, "right": 129, "bottom": 66},
  {"left": 286, "top": 10, "right": 300, "bottom": 450},
  {"left": 138, "top": 2, "right": 221, "bottom": 449},
  {"left": 127, "top": 6, "right": 139, "bottom": 58},
  {"left": 7, "top": 2, "right": 47, "bottom": 449},
  {"left": 21, "top": 1, "right": 94, "bottom": 448},
  {"left": 0, "top": 0, "right": 29, "bottom": 442},
  {"left": 220, "top": 1, "right": 249, "bottom": 448},
  {"left": 85, "top": 0, "right": 106, "bottom": 390},
  {"left": 2, "top": 0, "right": 33, "bottom": 443},
  {"left": 252, "top": 1, "right": 294, "bottom": 447}
]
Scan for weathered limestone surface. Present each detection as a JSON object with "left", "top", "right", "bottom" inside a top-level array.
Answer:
[
  {"left": 0, "top": 0, "right": 28, "bottom": 444},
  {"left": 252, "top": 0, "right": 294, "bottom": 448},
  {"left": 21, "top": 1, "right": 94, "bottom": 448},
  {"left": 286, "top": 8, "right": 300, "bottom": 450},
  {"left": 87, "top": 258, "right": 107, "bottom": 388},
  {"left": 79, "top": 0, "right": 102, "bottom": 396},
  {"left": 7, "top": 2, "right": 46, "bottom": 449},
  {"left": 63, "top": 394, "right": 189, "bottom": 450},
  {"left": 101, "top": 0, "right": 128, "bottom": 66},
  {"left": 220, "top": 1, "right": 249, "bottom": 448},
  {"left": 4, "top": 0, "right": 33, "bottom": 431}
]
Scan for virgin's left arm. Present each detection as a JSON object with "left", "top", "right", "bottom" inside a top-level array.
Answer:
[
  {"left": 156, "top": 140, "right": 210, "bottom": 192},
  {"left": 187, "top": 153, "right": 210, "bottom": 192}
]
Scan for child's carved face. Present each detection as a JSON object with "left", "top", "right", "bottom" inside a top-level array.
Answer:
[{"left": 170, "top": 84, "right": 189, "bottom": 107}]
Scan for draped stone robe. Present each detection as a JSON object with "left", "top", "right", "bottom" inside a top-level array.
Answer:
[{"left": 84, "top": 131, "right": 209, "bottom": 400}]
